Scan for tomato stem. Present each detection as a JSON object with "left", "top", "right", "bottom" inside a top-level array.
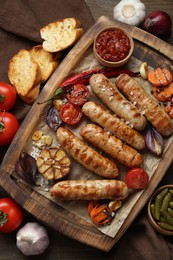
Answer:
[
  {"left": 0, "top": 122, "right": 4, "bottom": 132},
  {"left": 0, "top": 93, "right": 5, "bottom": 103},
  {"left": 0, "top": 210, "right": 7, "bottom": 226}
]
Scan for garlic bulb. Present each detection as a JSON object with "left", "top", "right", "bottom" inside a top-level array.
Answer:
[
  {"left": 113, "top": 0, "right": 146, "bottom": 26},
  {"left": 16, "top": 222, "right": 49, "bottom": 256}
]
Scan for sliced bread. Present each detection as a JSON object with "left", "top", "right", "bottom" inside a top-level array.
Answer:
[
  {"left": 29, "top": 45, "right": 59, "bottom": 82},
  {"left": 19, "top": 83, "right": 41, "bottom": 104},
  {"left": 8, "top": 49, "right": 41, "bottom": 97},
  {"left": 40, "top": 17, "right": 84, "bottom": 52}
]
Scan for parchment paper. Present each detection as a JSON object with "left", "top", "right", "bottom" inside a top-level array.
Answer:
[{"left": 17, "top": 51, "right": 173, "bottom": 238}]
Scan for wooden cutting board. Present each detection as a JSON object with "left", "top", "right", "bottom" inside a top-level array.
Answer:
[{"left": 1, "top": 16, "right": 173, "bottom": 251}]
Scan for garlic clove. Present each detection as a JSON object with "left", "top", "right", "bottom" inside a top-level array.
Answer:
[{"left": 140, "top": 62, "right": 148, "bottom": 79}]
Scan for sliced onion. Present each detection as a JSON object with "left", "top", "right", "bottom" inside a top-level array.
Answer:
[
  {"left": 15, "top": 152, "right": 37, "bottom": 184},
  {"left": 45, "top": 105, "right": 62, "bottom": 132},
  {"left": 145, "top": 124, "right": 164, "bottom": 156}
]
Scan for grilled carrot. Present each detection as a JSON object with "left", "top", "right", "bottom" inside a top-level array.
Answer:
[
  {"left": 153, "top": 82, "right": 173, "bottom": 102},
  {"left": 164, "top": 103, "right": 173, "bottom": 119},
  {"left": 148, "top": 68, "right": 173, "bottom": 87},
  {"left": 89, "top": 204, "right": 114, "bottom": 225},
  {"left": 87, "top": 200, "right": 99, "bottom": 215}
]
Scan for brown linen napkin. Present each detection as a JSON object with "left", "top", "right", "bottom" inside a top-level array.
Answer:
[
  {"left": 0, "top": 0, "right": 94, "bottom": 161},
  {"left": 0, "top": 0, "right": 94, "bottom": 83}
]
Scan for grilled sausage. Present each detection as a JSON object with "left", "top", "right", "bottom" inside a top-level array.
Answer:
[
  {"left": 115, "top": 74, "right": 173, "bottom": 136},
  {"left": 80, "top": 123, "right": 143, "bottom": 168},
  {"left": 50, "top": 180, "right": 129, "bottom": 200},
  {"left": 56, "top": 127, "right": 119, "bottom": 178},
  {"left": 90, "top": 74, "right": 147, "bottom": 131},
  {"left": 82, "top": 101, "right": 145, "bottom": 150}
]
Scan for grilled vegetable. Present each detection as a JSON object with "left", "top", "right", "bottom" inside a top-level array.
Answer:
[
  {"left": 148, "top": 68, "right": 172, "bottom": 87},
  {"left": 153, "top": 82, "right": 173, "bottom": 102},
  {"left": 32, "top": 130, "right": 53, "bottom": 148},
  {"left": 164, "top": 103, "right": 173, "bottom": 119},
  {"left": 15, "top": 152, "right": 37, "bottom": 184},
  {"left": 87, "top": 200, "right": 121, "bottom": 225},
  {"left": 145, "top": 124, "right": 164, "bottom": 156},
  {"left": 45, "top": 106, "right": 62, "bottom": 132},
  {"left": 36, "top": 147, "right": 71, "bottom": 180},
  {"left": 89, "top": 203, "right": 115, "bottom": 225}
]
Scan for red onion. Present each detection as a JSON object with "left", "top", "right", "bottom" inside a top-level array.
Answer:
[
  {"left": 145, "top": 124, "right": 164, "bottom": 156},
  {"left": 143, "top": 11, "right": 172, "bottom": 39}
]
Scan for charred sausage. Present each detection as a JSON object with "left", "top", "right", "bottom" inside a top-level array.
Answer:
[
  {"left": 115, "top": 73, "right": 173, "bottom": 136},
  {"left": 56, "top": 127, "right": 119, "bottom": 178},
  {"left": 90, "top": 74, "right": 147, "bottom": 131},
  {"left": 80, "top": 123, "right": 143, "bottom": 168},
  {"left": 50, "top": 180, "right": 129, "bottom": 200},
  {"left": 82, "top": 101, "right": 145, "bottom": 150}
]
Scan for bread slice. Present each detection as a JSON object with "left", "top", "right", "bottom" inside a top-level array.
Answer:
[
  {"left": 40, "top": 17, "right": 84, "bottom": 52},
  {"left": 29, "top": 45, "right": 59, "bottom": 82},
  {"left": 8, "top": 49, "right": 41, "bottom": 97},
  {"left": 19, "top": 83, "right": 41, "bottom": 104}
]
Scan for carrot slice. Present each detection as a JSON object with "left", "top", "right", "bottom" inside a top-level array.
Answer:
[
  {"left": 153, "top": 82, "right": 173, "bottom": 102},
  {"left": 164, "top": 103, "right": 173, "bottom": 119},
  {"left": 148, "top": 68, "right": 173, "bottom": 87},
  {"left": 87, "top": 200, "right": 99, "bottom": 216},
  {"left": 89, "top": 204, "right": 113, "bottom": 225}
]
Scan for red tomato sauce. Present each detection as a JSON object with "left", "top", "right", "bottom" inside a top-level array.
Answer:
[{"left": 95, "top": 28, "right": 131, "bottom": 62}]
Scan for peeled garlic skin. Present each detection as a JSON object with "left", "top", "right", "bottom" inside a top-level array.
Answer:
[
  {"left": 145, "top": 125, "right": 164, "bottom": 156},
  {"left": 16, "top": 222, "right": 49, "bottom": 256}
]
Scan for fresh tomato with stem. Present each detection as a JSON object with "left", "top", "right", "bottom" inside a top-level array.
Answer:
[
  {"left": 0, "top": 198, "right": 23, "bottom": 233},
  {"left": 60, "top": 102, "right": 83, "bottom": 125},
  {"left": 0, "top": 111, "right": 19, "bottom": 146},
  {"left": 66, "top": 84, "right": 90, "bottom": 106},
  {"left": 0, "top": 82, "right": 17, "bottom": 111},
  {"left": 125, "top": 167, "right": 149, "bottom": 190}
]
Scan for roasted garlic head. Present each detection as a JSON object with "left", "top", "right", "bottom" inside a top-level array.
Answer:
[{"left": 36, "top": 147, "right": 71, "bottom": 180}]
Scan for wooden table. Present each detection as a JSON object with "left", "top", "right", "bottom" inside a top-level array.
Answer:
[{"left": 1, "top": 0, "right": 173, "bottom": 259}]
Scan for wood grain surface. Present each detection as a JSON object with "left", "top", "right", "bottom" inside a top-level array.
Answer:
[
  {"left": 1, "top": 15, "right": 173, "bottom": 253},
  {"left": 1, "top": 0, "right": 173, "bottom": 259}
]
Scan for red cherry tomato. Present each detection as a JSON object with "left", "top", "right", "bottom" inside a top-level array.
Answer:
[
  {"left": 66, "top": 84, "right": 90, "bottom": 106},
  {"left": 0, "top": 82, "right": 17, "bottom": 111},
  {"left": 0, "top": 198, "right": 23, "bottom": 233},
  {"left": 0, "top": 111, "right": 19, "bottom": 146},
  {"left": 125, "top": 167, "right": 149, "bottom": 190},
  {"left": 60, "top": 102, "right": 82, "bottom": 125}
]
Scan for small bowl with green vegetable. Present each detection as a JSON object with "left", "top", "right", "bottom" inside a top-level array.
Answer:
[{"left": 148, "top": 185, "right": 173, "bottom": 236}]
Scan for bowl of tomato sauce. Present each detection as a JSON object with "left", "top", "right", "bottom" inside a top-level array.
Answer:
[
  {"left": 147, "top": 184, "right": 173, "bottom": 236},
  {"left": 93, "top": 27, "right": 134, "bottom": 67}
]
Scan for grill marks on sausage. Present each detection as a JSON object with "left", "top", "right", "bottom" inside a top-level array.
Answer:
[
  {"left": 80, "top": 123, "right": 143, "bottom": 168},
  {"left": 115, "top": 73, "right": 173, "bottom": 136},
  {"left": 82, "top": 101, "right": 145, "bottom": 150},
  {"left": 90, "top": 74, "right": 147, "bottom": 131},
  {"left": 50, "top": 180, "right": 129, "bottom": 200},
  {"left": 56, "top": 127, "right": 119, "bottom": 178}
]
